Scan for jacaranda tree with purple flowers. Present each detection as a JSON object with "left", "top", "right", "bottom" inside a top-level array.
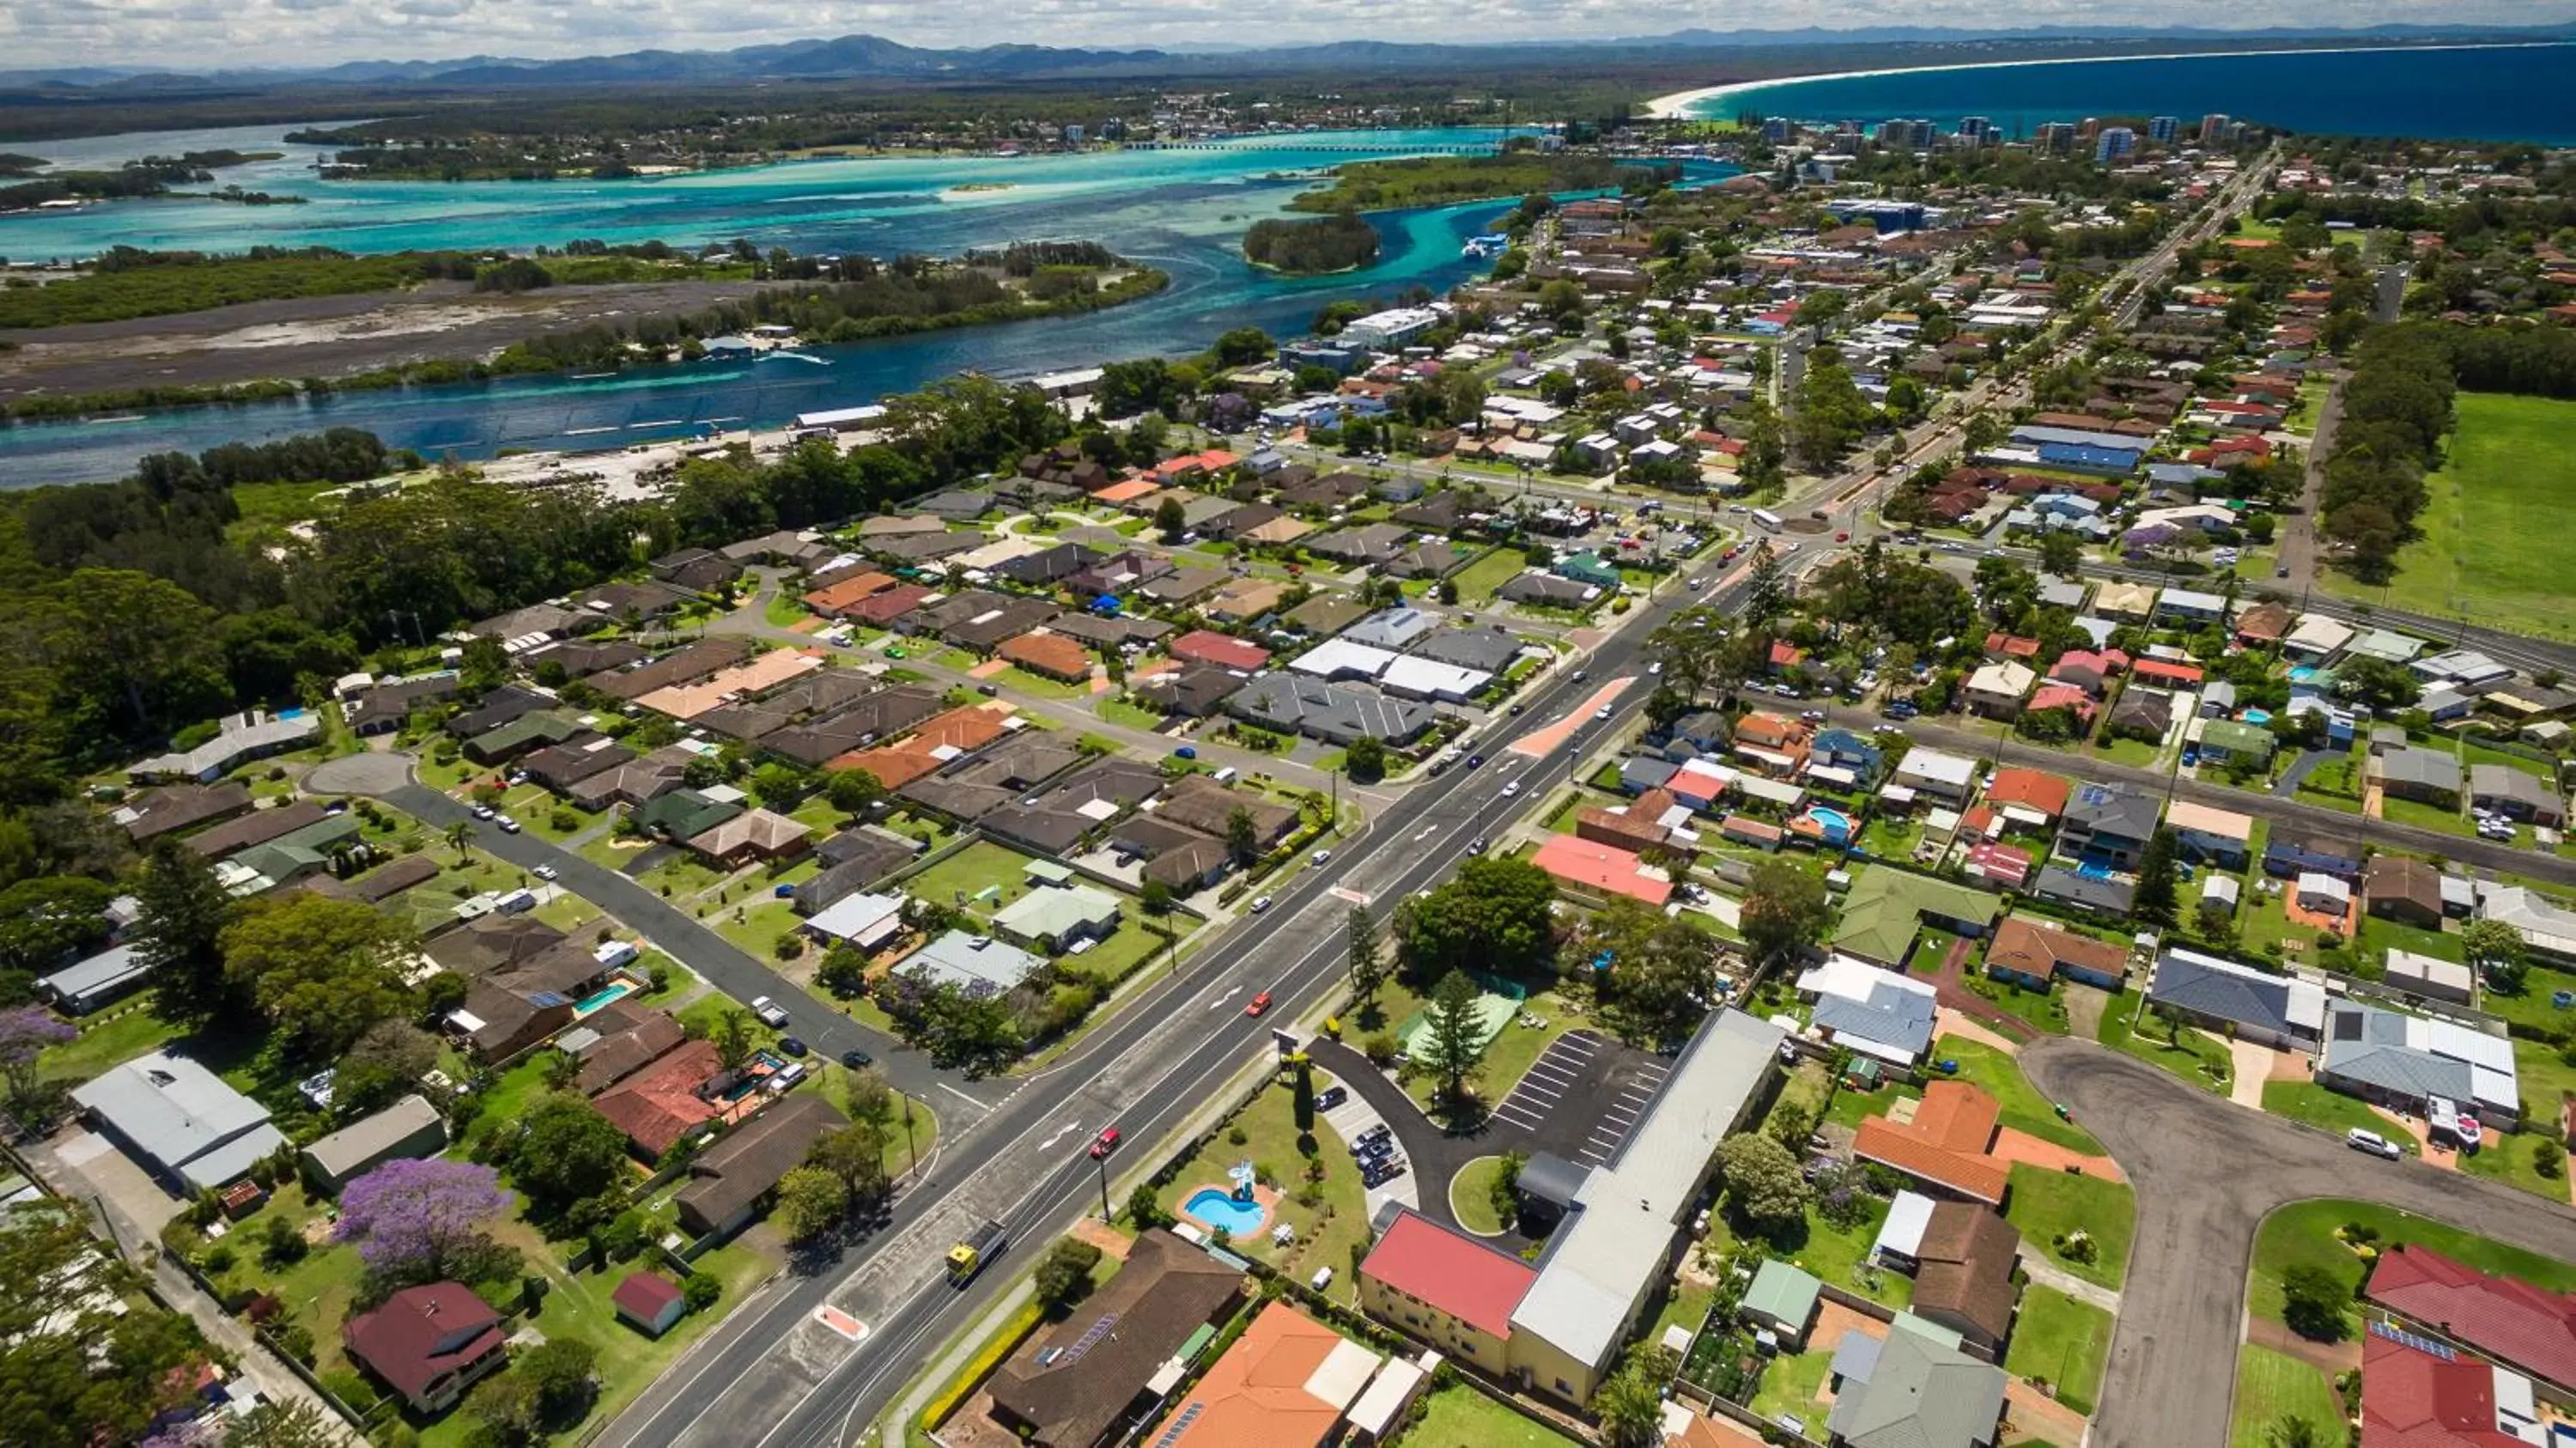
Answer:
[
  {"left": 333, "top": 1156, "right": 516, "bottom": 1293},
  {"left": 0, "top": 1004, "right": 76, "bottom": 1117}
]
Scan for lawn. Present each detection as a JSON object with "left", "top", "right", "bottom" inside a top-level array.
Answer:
[
  {"left": 1460, "top": 992, "right": 1578, "bottom": 1102},
  {"left": 2457, "top": 1127, "right": 2571, "bottom": 1200},
  {"left": 2261, "top": 1081, "right": 2414, "bottom": 1152},
  {"left": 901, "top": 840, "right": 1047, "bottom": 919},
  {"left": 1449, "top": 1156, "right": 1513, "bottom": 1234},
  {"left": 714, "top": 895, "right": 813, "bottom": 965},
  {"left": 2479, "top": 962, "right": 2576, "bottom": 1039},
  {"left": 2248, "top": 1199, "right": 2576, "bottom": 1336},
  {"left": 764, "top": 591, "right": 810, "bottom": 628},
  {"left": 1450, "top": 547, "right": 1528, "bottom": 603},
  {"left": 2092, "top": 734, "right": 2164, "bottom": 770},
  {"left": 2002, "top": 1164, "right": 2134, "bottom": 1291},
  {"left": 995, "top": 666, "right": 1091, "bottom": 700},
  {"left": 1394, "top": 1385, "right": 1587, "bottom": 1448},
  {"left": 1966, "top": 976, "right": 2074, "bottom": 1037},
  {"left": 2003, "top": 1287, "right": 2113, "bottom": 1415},
  {"left": 2227, "top": 1343, "right": 2343, "bottom": 1448},
  {"left": 1155, "top": 1074, "right": 1370, "bottom": 1305},
  {"left": 40, "top": 996, "right": 185, "bottom": 1083},
  {"left": 2095, "top": 995, "right": 2233, "bottom": 1094},
  {"left": 2381, "top": 794, "right": 2475, "bottom": 840},
  {"left": 1747, "top": 1347, "right": 1837, "bottom": 1433},
  {"left": 1095, "top": 697, "right": 1168, "bottom": 732},
  {"left": 2318, "top": 392, "right": 2576, "bottom": 642},
  {"left": 1931, "top": 1037, "right": 2104, "bottom": 1154},
  {"left": 1702, "top": 1195, "right": 1912, "bottom": 1311}
]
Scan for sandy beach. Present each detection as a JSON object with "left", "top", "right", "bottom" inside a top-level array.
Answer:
[{"left": 1641, "top": 40, "right": 2561, "bottom": 119}]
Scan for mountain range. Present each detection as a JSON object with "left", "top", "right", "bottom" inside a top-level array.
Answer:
[{"left": 4, "top": 21, "right": 2572, "bottom": 91}]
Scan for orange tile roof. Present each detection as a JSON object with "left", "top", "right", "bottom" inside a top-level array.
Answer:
[
  {"left": 1984, "top": 767, "right": 2072, "bottom": 818},
  {"left": 804, "top": 573, "right": 898, "bottom": 614},
  {"left": 824, "top": 746, "right": 942, "bottom": 789},
  {"left": 1852, "top": 1080, "right": 2009, "bottom": 1204},
  {"left": 999, "top": 633, "right": 1091, "bottom": 681},
  {"left": 1153, "top": 1302, "right": 1357, "bottom": 1448},
  {"left": 1530, "top": 834, "right": 1672, "bottom": 905},
  {"left": 1093, "top": 478, "right": 1161, "bottom": 505},
  {"left": 590, "top": 1038, "right": 721, "bottom": 1156},
  {"left": 636, "top": 648, "right": 824, "bottom": 720}
]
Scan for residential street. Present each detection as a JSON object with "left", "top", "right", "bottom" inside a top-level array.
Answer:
[{"left": 2021, "top": 1040, "right": 2576, "bottom": 1448}]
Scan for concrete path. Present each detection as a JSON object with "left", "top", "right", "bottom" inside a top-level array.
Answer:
[
  {"left": 2016, "top": 1246, "right": 2123, "bottom": 1314},
  {"left": 1990, "top": 1126, "right": 2125, "bottom": 1184},
  {"left": 2224, "top": 1038, "right": 2276, "bottom": 1110},
  {"left": 1934, "top": 1008, "right": 2022, "bottom": 1056},
  {"left": 1316, "top": 1068, "right": 1420, "bottom": 1224}
]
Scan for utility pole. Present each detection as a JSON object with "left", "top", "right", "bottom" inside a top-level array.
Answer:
[{"left": 1096, "top": 1150, "right": 1114, "bottom": 1221}]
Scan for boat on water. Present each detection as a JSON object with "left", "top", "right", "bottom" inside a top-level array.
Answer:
[{"left": 761, "top": 350, "right": 832, "bottom": 366}]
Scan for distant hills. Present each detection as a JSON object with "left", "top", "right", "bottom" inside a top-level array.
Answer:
[{"left": 6, "top": 22, "right": 2573, "bottom": 91}]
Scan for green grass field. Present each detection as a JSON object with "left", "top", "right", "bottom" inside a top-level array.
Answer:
[
  {"left": 2322, "top": 392, "right": 2576, "bottom": 640},
  {"left": 1396, "top": 1385, "right": 1586, "bottom": 1447},
  {"left": 2004, "top": 1164, "right": 2135, "bottom": 1290},
  {"left": 2261, "top": 1081, "right": 2415, "bottom": 1151},
  {"left": 1450, "top": 547, "right": 1528, "bottom": 603},
  {"left": 2248, "top": 1199, "right": 2576, "bottom": 1336},
  {"left": 2227, "top": 1342, "right": 2343, "bottom": 1448},
  {"left": 2003, "top": 1287, "right": 2114, "bottom": 1415}
]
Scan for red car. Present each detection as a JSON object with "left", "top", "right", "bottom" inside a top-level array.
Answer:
[
  {"left": 1090, "top": 1127, "right": 1121, "bottom": 1159},
  {"left": 1835, "top": 530, "right": 1850, "bottom": 542},
  {"left": 1244, "top": 991, "right": 1274, "bottom": 1018}
]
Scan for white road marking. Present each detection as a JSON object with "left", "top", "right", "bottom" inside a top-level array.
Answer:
[{"left": 935, "top": 1083, "right": 991, "bottom": 1112}]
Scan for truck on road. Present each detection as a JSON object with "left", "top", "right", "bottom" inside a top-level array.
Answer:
[{"left": 947, "top": 1221, "right": 1007, "bottom": 1286}]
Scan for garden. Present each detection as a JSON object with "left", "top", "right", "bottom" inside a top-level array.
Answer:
[{"left": 1148, "top": 1063, "right": 1370, "bottom": 1305}]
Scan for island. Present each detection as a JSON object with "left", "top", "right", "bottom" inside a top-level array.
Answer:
[{"left": 1241, "top": 210, "right": 1381, "bottom": 275}]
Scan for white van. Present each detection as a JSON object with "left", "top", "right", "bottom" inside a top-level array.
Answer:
[
  {"left": 767, "top": 1062, "right": 807, "bottom": 1093},
  {"left": 1211, "top": 766, "right": 1239, "bottom": 784}
]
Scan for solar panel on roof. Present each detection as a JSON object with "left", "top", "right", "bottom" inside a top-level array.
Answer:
[
  {"left": 2370, "top": 1319, "right": 2458, "bottom": 1360},
  {"left": 1151, "top": 1402, "right": 1205, "bottom": 1448},
  {"left": 1060, "top": 1311, "right": 1121, "bottom": 1366}
]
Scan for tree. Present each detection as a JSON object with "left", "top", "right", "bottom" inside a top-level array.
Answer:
[
  {"left": 1224, "top": 806, "right": 1260, "bottom": 864},
  {"left": 468, "top": 1367, "right": 544, "bottom": 1445},
  {"left": 817, "top": 943, "right": 869, "bottom": 998},
  {"left": 711, "top": 1007, "right": 755, "bottom": 1069},
  {"left": 2034, "top": 527, "right": 2085, "bottom": 580},
  {"left": 1126, "top": 1182, "right": 1168, "bottom": 1230},
  {"left": 1744, "top": 543, "right": 1787, "bottom": 626},
  {"left": 1343, "top": 733, "right": 1387, "bottom": 782},
  {"left": 1645, "top": 605, "right": 1736, "bottom": 703},
  {"left": 825, "top": 767, "right": 885, "bottom": 816},
  {"left": 0, "top": 1203, "right": 211, "bottom": 1448},
  {"left": 682, "top": 1273, "right": 723, "bottom": 1314},
  {"left": 2280, "top": 1262, "right": 2349, "bottom": 1342},
  {"left": 130, "top": 837, "right": 237, "bottom": 1025},
  {"left": 2463, "top": 918, "right": 2529, "bottom": 995},
  {"left": 1418, "top": 970, "right": 1486, "bottom": 1104},
  {"left": 1594, "top": 1344, "right": 1677, "bottom": 1447},
  {"left": 1396, "top": 856, "right": 1558, "bottom": 982},
  {"left": 501, "top": 1093, "right": 633, "bottom": 1217},
  {"left": 1032, "top": 1237, "right": 1104, "bottom": 1311},
  {"left": 218, "top": 894, "right": 416, "bottom": 1056},
  {"left": 2134, "top": 826, "right": 2182, "bottom": 928},
  {"left": 0, "top": 1006, "right": 74, "bottom": 1121},
  {"left": 1346, "top": 903, "right": 1386, "bottom": 1008},
  {"left": 1716, "top": 1132, "right": 1810, "bottom": 1232},
  {"left": 334, "top": 1158, "right": 515, "bottom": 1284},
  {"left": 1292, "top": 1056, "right": 1317, "bottom": 1137},
  {"left": 2265, "top": 1415, "right": 2326, "bottom": 1448},
  {"left": 333, "top": 1019, "right": 440, "bottom": 1118},
  {"left": 1155, "top": 496, "right": 1188, "bottom": 543},
  {"left": 1741, "top": 859, "right": 1830, "bottom": 969},
  {"left": 2334, "top": 654, "right": 2422, "bottom": 712},
  {"left": 443, "top": 818, "right": 477, "bottom": 862},
  {"left": 808, "top": 1116, "right": 892, "bottom": 1207},
  {"left": 518, "top": 1336, "right": 599, "bottom": 1427},
  {"left": 774, "top": 1165, "right": 850, "bottom": 1241},
  {"left": 217, "top": 1400, "right": 346, "bottom": 1448}
]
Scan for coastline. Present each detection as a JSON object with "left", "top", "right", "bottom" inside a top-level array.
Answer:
[{"left": 1640, "top": 40, "right": 2571, "bottom": 119}]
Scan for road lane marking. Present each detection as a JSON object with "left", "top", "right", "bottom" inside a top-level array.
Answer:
[{"left": 935, "top": 1083, "right": 991, "bottom": 1112}]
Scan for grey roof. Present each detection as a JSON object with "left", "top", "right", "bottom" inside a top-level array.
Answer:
[
  {"left": 38, "top": 943, "right": 151, "bottom": 1005},
  {"left": 2318, "top": 1000, "right": 2516, "bottom": 1113},
  {"left": 1515, "top": 1151, "right": 1592, "bottom": 1210},
  {"left": 1342, "top": 606, "right": 1437, "bottom": 651},
  {"left": 898, "top": 929, "right": 1044, "bottom": 994},
  {"left": 1825, "top": 1315, "right": 2008, "bottom": 1448},
  {"left": 301, "top": 1094, "right": 445, "bottom": 1181},
  {"left": 1222, "top": 675, "right": 1436, "bottom": 745},
  {"left": 1404, "top": 626, "right": 1528, "bottom": 672},
  {"left": 1812, "top": 979, "right": 1939, "bottom": 1060},
  {"left": 2149, "top": 947, "right": 2326, "bottom": 1037},
  {"left": 2063, "top": 781, "right": 2160, "bottom": 840},
  {"left": 71, "top": 1049, "right": 285, "bottom": 1192},
  {"left": 2032, "top": 867, "right": 2136, "bottom": 915},
  {"left": 2470, "top": 763, "right": 2558, "bottom": 807},
  {"left": 2378, "top": 747, "right": 2462, "bottom": 793}
]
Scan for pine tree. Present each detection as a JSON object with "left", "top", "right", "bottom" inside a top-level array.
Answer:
[
  {"left": 131, "top": 837, "right": 238, "bottom": 1025},
  {"left": 1346, "top": 903, "right": 1385, "bottom": 1007},
  {"left": 2135, "top": 826, "right": 2181, "bottom": 928},
  {"left": 1420, "top": 970, "right": 1485, "bottom": 1105}
]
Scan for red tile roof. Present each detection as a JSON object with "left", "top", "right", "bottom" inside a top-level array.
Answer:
[
  {"left": 1852, "top": 1081, "right": 2009, "bottom": 1204},
  {"left": 1169, "top": 630, "right": 1271, "bottom": 672},
  {"left": 589, "top": 1038, "right": 721, "bottom": 1156},
  {"left": 342, "top": 1283, "right": 504, "bottom": 1402},
  {"left": 2368, "top": 1244, "right": 2576, "bottom": 1390},
  {"left": 2132, "top": 657, "right": 2205, "bottom": 685},
  {"left": 613, "top": 1271, "right": 685, "bottom": 1322},
  {"left": 1360, "top": 1210, "right": 1536, "bottom": 1339},
  {"left": 1530, "top": 834, "right": 1673, "bottom": 905},
  {"left": 2361, "top": 1329, "right": 2526, "bottom": 1448},
  {"left": 1984, "top": 768, "right": 2072, "bottom": 818}
]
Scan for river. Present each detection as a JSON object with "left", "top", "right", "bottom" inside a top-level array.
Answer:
[{"left": 0, "top": 125, "right": 1678, "bottom": 485}]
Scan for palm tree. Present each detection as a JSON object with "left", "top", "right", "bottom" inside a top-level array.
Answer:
[{"left": 444, "top": 820, "right": 477, "bottom": 863}]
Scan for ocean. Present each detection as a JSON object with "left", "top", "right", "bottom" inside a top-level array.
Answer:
[{"left": 1677, "top": 42, "right": 2576, "bottom": 145}]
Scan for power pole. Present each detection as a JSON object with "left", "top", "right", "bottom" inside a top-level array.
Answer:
[{"left": 1097, "top": 1152, "right": 1114, "bottom": 1221}]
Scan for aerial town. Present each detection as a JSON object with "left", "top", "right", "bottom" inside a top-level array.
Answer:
[{"left": 5, "top": 36, "right": 2576, "bottom": 1448}]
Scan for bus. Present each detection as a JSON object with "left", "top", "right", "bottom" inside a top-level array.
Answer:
[{"left": 1750, "top": 509, "right": 1783, "bottom": 534}]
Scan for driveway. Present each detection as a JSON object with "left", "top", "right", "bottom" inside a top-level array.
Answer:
[
  {"left": 1315, "top": 1068, "right": 1419, "bottom": 1225},
  {"left": 2020, "top": 1038, "right": 2576, "bottom": 1448},
  {"left": 1306, "top": 1040, "right": 1479, "bottom": 1230}
]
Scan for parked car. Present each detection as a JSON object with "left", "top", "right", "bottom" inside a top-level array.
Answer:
[
  {"left": 472, "top": 805, "right": 496, "bottom": 820},
  {"left": 495, "top": 815, "right": 521, "bottom": 834},
  {"left": 777, "top": 1036, "right": 808, "bottom": 1057},
  {"left": 840, "top": 1049, "right": 874, "bottom": 1070},
  {"left": 2347, "top": 1128, "right": 2403, "bottom": 1159},
  {"left": 1315, "top": 1086, "right": 1347, "bottom": 1110},
  {"left": 750, "top": 996, "right": 790, "bottom": 1028}
]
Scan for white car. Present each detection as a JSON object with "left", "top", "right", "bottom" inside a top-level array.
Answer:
[
  {"left": 1595, "top": 704, "right": 1614, "bottom": 719},
  {"left": 1310, "top": 849, "right": 1331, "bottom": 867},
  {"left": 1502, "top": 781, "right": 1522, "bottom": 797},
  {"left": 495, "top": 815, "right": 522, "bottom": 834},
  {"left": 532, "top": 863, "right": 558, "bottom": 881},
  {"left": 1250, "top": 896, "right": 1275, "bottom": 914},
  {"left": 750, "top": 996, "right": 790, "bottom": 1028},
  {"left": 472, "top": 805, "right": 495, "bottom": 819},
  {"left": 2346, "top": 1128, "right": 2403, "bottom": 1160}
]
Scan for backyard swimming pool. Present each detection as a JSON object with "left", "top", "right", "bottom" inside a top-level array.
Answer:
[
  {"left": 573, "top": 977, "right": 637, "bottom": 1017},
  {"left": 1182, "top": 1187, "right": 1267, "bottom": 1236},
  {"left": 1802, "top": 806, "right": 1854, "bottom": 843}
]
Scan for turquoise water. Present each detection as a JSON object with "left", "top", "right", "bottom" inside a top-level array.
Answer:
[
  {"left": 1182, "top": 1186, "right": 1267, "bottom": 1235},
  {"left": 574, "top": 977, "right": 636, "bottom": 1016},
  {"left": 0, "top": 125, "right": 1662, "bottom": 484},
  {"left": 1802, "top": 806, "right": 1854, "bottom": 843},
  {"left": 1681, "top": 43, "right": 2576, "bottom": 145}
]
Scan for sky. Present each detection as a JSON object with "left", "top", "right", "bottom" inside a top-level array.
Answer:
[{"left": 1, "top": 0, "right": 2570, "bottom": 70}]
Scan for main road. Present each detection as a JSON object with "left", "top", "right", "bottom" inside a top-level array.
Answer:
[{"left": 590, "top": 558, "right": 1760, "bottom": 1448}]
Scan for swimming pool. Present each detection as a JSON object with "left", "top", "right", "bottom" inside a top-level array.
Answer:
[
  {"left": 573, "top": 977, "right": 636, "bottom": 1017},
  {"left": 1801, "top": 806, "right": 1854, "bottom": 843},
  {"left": 1182, "top": 1187, "right": 1267, "bottom": 1236},
  {"left": 2241, "top": 708, "right": 2273, "bottom": 726}
]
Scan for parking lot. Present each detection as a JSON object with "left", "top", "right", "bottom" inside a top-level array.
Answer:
[{"left": 1487, "top": 1030, "right": 1671, "bottom": 1167}]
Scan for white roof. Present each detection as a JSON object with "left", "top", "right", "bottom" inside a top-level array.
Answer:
[
  {"left": 2297, "top": 872, "right": 2353, "bottom": 903},
  {"left": 1796, "top": 953, "right": 1938, "bottom": 1007},
  {"left": 1874, "top": 1190, "right": 1938, "bottom": 1260},
  {"left": 2166, "top": 799, "right": 2255, "bottom": 842},
  {"left": 1510, "top": 1010, "right": 1784, "bottom": 1378},
  {"left": 1894, "top": 748, "right": 1978, "bottom": 787},
  {"left": 1377, "top": 656, "right": 1491, "bottom": 697},
  {"left": 70, "top": 1050, "right": 283, "bottom": 1192},
  {"left": 1303, "top": 1338, "right": 1385, "bottom": 1409},
  {"left": 1289, "top": 639, "right": 1397, "bottom": 680},
  {"left": 2158, "top": 587, "right": 2227, "bottom": 612},
  {"left": 1966, "top": 660, "right": 2037, "bottom": 697},
  {"left": 805, "top": 891, "right": 907, "bottom": 945},
  {"left": 1345, "top": 1356, "right": 1427, "bottom": 1439},
  {"left": 2385, "top": 948, "right": 2472, "bottom": 993},
  {"left": 2284, "top": 614, "right": 2356, "bottom": 653}
]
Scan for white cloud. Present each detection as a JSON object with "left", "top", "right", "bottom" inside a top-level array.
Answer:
[{"left": 0, "top": 0, "right": 2567, "bottom": 67}]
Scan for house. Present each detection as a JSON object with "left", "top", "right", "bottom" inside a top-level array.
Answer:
[
  {"left": 2300, "top": 871, "right": 2355, "bottom": 918},
  {"left": 1905, "top": 1204, "right": 2023, "bottom": 1354},
  {"left": 128, "top": 710, "right": 321, "bottom": 783},
  {"left": 2318, "top": 1000, "right": 2519, "bottom": 1130},
  {"left": 2376, "top": 748, "right": 2464, "bottom": 807},
  {"left": 590, "top": 1039, "right": 725, "bottom": 1158},
  {"left": 2476, "top": 885, "right": 2576, "bottom": 964},
  {"left": 1811, "top": 728, "right": 1885, "bottom": 783},
  {"left": 115, "top": 782, "right": 252, "bottom": 843},
  {"left": 2147, "top": 946, "right": 2326, "bottom": 1049},
  {"left": 2166, "top": 800, "right": 2257, "bottom": 869},
  {"left": 2360, "top": 1321, "right": 2551, "bottom": 1448},
  {"left": 2031, "top": 867, "right": 2136, "bottom": 917},
  {"left": 38, "top": 942, "right": 153, "bottom": 1016},
  {"left": 2057, "top": 782, "right": 2161, "bottom": 871},
  {"left": 2197, "top": 719, "right": 2277, "bottom": 769},
  {"left": 673, "top": 1092, "right": 849, "bottom": 1237},
  {"left": 1143, "top": 1302, "right": 1379, "bottom": 1448},
  {"left": 2385, "top": 948, "right": 2477, "bottom": 1008},
  {"left": 1167, "top": 630, "right": 1272, "bottom": 672},
  {"left": 899, "top": 929, "right": 1048, "bottom": 995},
  {"left": 2154, "top": 587, "right": 2227, "bottom": 626},
  {"left": 1741, "top": 1261, "right": 1824, "bottom": 1348},
  {"left": 992, "top": 879, "right": 1122, "bottom": 953},
  {"left": 2282, "top": 613, "right": 2358, "bottom": 663},
  {"left": 2366, "top": 855, "right": 2447, "bottom": 930},
  {"left": 1796, "top": 954, "right": 1940, "bottom": 1067},
  {"left": 70, "top": 1049, "right": 286, "bottom": 1196},
  {"left": 1963, "top": 660, "right": 2036, "bottom": 718},
  {"left": 683, "top": 808, "right": 811, "bottom": 870},
  {"left": 1983, "top": 768, "right": 2072, "bottom": 828},
  {"left": 1852, "top": 1081, "right": 2008, "bottom": 1205},
  {"left": 2470, "top": 764, "right": 2564, "bottom": 827},
  {"left": 999, "top": 632, "right": 1094, "bottom": 684},
  {"left": 1982, "top": 916, "right": 2129, "bottom": 991},
  {"left": 2266, "top": 828, "right": 2364, "bottom": 883},
  {"left": 1359, "top": 1207, "right": 1539, "bottom": 1378},
  {"left": 1223, "top": 675, "right": 1435, "bottom": 746},
  {"left": 1497, "top": 572, "right": 1596, "bottom": 609},
  {"left": 1830, "top": 868, "right": 2001, "bottom": 969},
  {"left": 2233, "top": 600, "right": 2294, "bottom": 648},
  {"left": 2103, "top": 686, "right": 2172, "bottom": 745},
  {"left": 987, "top": 1229, "right": 1246, "bottom": 1446},
  {"left": 1733, "top": 711, "right": 1814, "bottom": 776},
  {"left": 2366, "top": 1244, "right": 2576, "bottom": 1401},
  {"left": 612, "top": 1273, "right": 688, "bottom": 1337},
  {"left": 1891, "top": 749, "right": 1979, "bottom": 807},
  {"left": 1824, "top": 1314, "right": 2008, "bottom": 1448},
  {"left": 1528, "top": 834, "right": 1672, "bottom": 907},
  {"left": 343, "top": 1283, "right": 507, "bottom": 1413},
  {"left": 301, "top": 1095, "right": 447, "bottom": 1196}
]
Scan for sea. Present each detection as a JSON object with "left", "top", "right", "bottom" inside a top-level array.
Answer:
[{"left": 1677, "top": 42, "right": 2576, "bottom": 145}]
